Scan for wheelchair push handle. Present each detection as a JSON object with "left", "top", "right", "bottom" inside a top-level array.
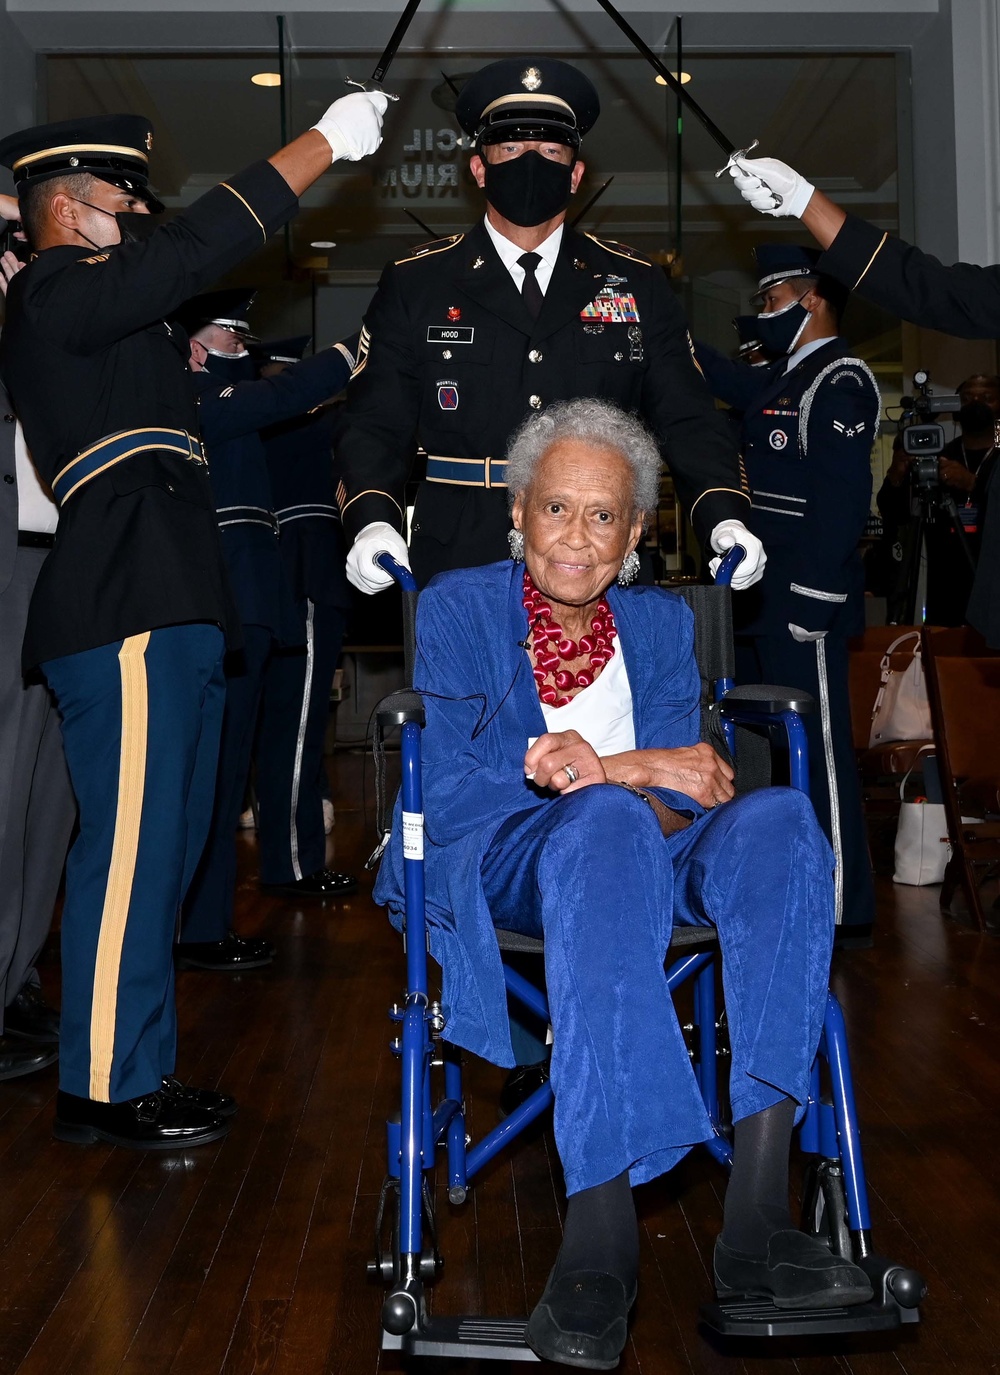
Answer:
[
  {"left": 374, "top": 551, "right": 419, "bottom": 687},
  {"left": 714, "top": 544, "right": 746, "bottom": 587}
]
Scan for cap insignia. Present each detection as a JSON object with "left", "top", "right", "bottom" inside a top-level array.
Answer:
[{"left": 521, "top": 67, "right": 543, "bottom": 92}]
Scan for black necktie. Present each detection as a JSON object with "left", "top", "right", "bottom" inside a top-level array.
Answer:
[{"left": 518, "top": 251, "right": 544, "bottom": 320}]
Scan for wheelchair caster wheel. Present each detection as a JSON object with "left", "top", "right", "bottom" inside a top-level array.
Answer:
[
  {"left": 886, "top": 1266, "right": 926, "bottom": 1309},
  {"left": 382, "top": 1291, "right": 418, "bottom": 1335},
  {"left": 448, "top": 1185, "right": 467, "bottom": 1205}
]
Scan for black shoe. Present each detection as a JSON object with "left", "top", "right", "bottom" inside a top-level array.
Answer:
[
  {"left": 526, "top": 1269, "right": 635, "bottom": 1370},
  {"left": 260, "top": 868, "right": 358, "bottom": 901},
  {"left": 714, "top": 1230, "right": 874, "bottom": 1309},
  {"left": 0, "top": 1035, "right": 58, "bottom": 1081},
  {"left": 834, "top": 923, "right": 874, "bottom": 950},
  {"left": 53, "top": 1088, "right": 230, "bottom": 1149},
  {"left": 175, "top": 930, "right": 275, "bottom": 971},
  {"left": 4, "top": 984, "right": 60, "bottom": 1043},
  {"left": 498, "top": 1060, "right": 551, "bottom": 1120},
  {"left": 161, "top": 1075, "right": 238, "bottom": 1118}
]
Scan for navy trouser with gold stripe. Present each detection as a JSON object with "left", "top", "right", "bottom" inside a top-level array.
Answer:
[{"left": 43, "top": 625, "right": 226, "bottom": 1103}]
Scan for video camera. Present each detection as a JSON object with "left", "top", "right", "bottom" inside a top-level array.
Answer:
[{"left": 897, "top": 370, "right": 960, "bottom": 494}]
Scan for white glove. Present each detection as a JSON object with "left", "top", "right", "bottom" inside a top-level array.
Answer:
[
  {"left": 728, "top": 155, "right": 815, "bottom": 219},
  {"left": 311, "top": 91, "right": 388, "bottom": 163},
  {"left": 346, "top": 521, "right": 411, "bottom": 594},
  {"left": 789, "top": 623, "right": 828, "bottom": 643},
  {"left": 708, "top": 520, "right": 767, "bottom": 590}
]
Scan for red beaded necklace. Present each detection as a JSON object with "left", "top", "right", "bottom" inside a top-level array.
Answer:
[{"left": 522, "top": 569, "right": 618, "bottom": 707}]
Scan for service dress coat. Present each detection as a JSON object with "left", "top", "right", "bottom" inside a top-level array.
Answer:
[
  {"left": 335, "top": 220, "right": 750, "bottom": 581},
  {"left": 818, "top": 214, "right": 1000, "bottom": 645}
]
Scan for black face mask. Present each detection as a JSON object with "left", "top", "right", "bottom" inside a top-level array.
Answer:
[
  {"left": 205, "top": 352, "right": 256, "bottom": 383},
  {"left": 482, "top": 151, "right": 574, "bottom": 227},
  {"left": 756, "top": 295, "right": 811, "bottom": 356},
  {"left": 957, "top": 400, "right": 995, "bottom": 434},
  {"left": 115, "top": 211, "right": 160, "bottom": 244}
]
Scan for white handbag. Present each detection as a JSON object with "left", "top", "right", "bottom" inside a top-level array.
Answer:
[
  {"left": 869, "top": 631, "right": 933, "bottom": 747},
  {"left": 893, "top": 750, "right": 949, "bottom": 886}
]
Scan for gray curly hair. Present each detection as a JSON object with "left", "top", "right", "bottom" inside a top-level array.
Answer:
[{"left": 505, "top": 398, "right": 661, "bottom": 516}]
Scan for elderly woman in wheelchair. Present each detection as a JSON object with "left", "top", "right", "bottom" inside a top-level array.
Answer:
[{"left": 374, "top": 397, "right": 873, "bottom": 1369}]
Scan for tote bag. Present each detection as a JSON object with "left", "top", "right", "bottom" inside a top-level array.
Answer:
[
  {"left": 893, "top": 750, "right": 949, "bottom": 885},
  {"left": 870, "top": 630, "right": 933, "bottom": 747}
]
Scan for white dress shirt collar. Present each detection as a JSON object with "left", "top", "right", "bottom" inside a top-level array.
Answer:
[
  {"left": 484, "top": 217, "right": 564, "bottom": 295},
  {"left": 785, "top": 335, "right": 837, "bottom": 374}
]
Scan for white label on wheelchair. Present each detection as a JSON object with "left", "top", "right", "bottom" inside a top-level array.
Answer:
[{"left": 402, "top": 811, "right": 424, "bottom": 860}]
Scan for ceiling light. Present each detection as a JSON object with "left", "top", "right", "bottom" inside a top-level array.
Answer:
[
  {"left": 655, "top": 71, "right": 692, "bottom": 86},
  {"left": 310, "top": 240, "right": 336, "bottom": 249},
  {"left": 251, "top": 72, "right": 281, "bottom": 87}
]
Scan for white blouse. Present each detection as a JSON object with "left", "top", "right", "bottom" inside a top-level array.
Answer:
[{"left": 539, "top": 643, "right": 636, "bottom": 757}]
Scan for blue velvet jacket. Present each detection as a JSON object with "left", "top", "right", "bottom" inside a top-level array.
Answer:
[{"left": 373, "top": 559, "right": 704, "bottom": 1067}]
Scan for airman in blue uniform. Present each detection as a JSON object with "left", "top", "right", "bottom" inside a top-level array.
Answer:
[{"left": 699, "top": 246, "right": 879, "bottom": 943}]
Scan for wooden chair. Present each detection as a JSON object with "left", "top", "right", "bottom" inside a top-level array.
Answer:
[{"left": 922, "top": 627, "right": 1000, "bottom": 930}]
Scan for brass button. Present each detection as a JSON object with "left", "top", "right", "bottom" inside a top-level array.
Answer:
[
  {"left": 614, "top": 351, "right": 624, "bottom": 361},
  {"left": 529, "top": 394, "right": 542, "bottom": 409},
  {"left": 442, "top": 349, "right": 453, "bottom": 360},
  {"left": 3, "top": 474, "right": 13, "bottom": 485},
  {"left": 528, "top": 349, "right": 542, "bottom": 363},
  {"left": 165, "top": 482, "right": 175, "bottom": 493},
  {"left": 3, "top": 414, "right": 14, "bottom": 424}
]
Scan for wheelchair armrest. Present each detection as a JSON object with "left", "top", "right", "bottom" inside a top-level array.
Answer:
[{"left": 719, "top": 683, "right": 816, "bottom": 717}]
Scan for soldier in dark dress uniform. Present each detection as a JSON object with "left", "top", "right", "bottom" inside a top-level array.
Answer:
[
  {"left": 336, "top": 57, "right": 765, "bottom": 598},
  {"left": 174, "top": 297, "right": 359, "bottom": 971},
  {"left": 699, "top": 245, "right": 879, "bottom": 943},
  {"left": 728, "top": 151, "right": 1000, "bottom": 648},
  {"left": 252, "top": 337, "right": 355, "bottom": 899},
  {"left": 0, "top": 95, "right": 385, "bottom": 1147}
]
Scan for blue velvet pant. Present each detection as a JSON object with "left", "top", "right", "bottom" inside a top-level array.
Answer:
[{"left": 482, "top": 785, "right": 835, "bottom": 1196}]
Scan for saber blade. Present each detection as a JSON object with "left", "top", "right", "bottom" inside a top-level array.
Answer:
[{"left": 346, "top": 0, "right": 423, "bottom": 97}]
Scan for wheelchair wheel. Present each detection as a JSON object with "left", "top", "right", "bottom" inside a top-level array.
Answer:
[{"left": 801, "top": 1158, "right": 853, "bottom": 1261}]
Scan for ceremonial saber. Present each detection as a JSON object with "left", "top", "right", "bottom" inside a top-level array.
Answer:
[
  {"left": 569, "top": 175, "right": 614, "bottom": 229},
  {"left": 346, "top": 0, "right": 424, "bottom": 100},
  {"left": 589, "top": 0, "right": 778, "bottom": 198}
]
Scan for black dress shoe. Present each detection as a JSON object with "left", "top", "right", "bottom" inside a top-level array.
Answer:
[
  {"left": 526, "top": 1269, "right": 635, "bottom": 1370},
  {"left": 53, "top": 1089, "right": 230, "bottom": 1149},
  {"left": 0, "top": 1035, "right": 58, "bottom": 1081},
  {"left": 175, "top": 930, "right": 275, "bottom": 971},
  {"left": 260, "top": 868, "right": 358, "bottom": 901},
  {"left": 161, "top": 1075, "right": 238, "bottom": 1118},
  {"left": 4, "top": 984, "right": 60, "bottom": 1043},
  {"left": 834, "top": 923, "right": 874, "bottom": 950},
  {"left": 714, "top": 1230, "right": 874, "bottom": 1309},
  {"left": 498, "top": 1060, "right": 551, "bottom": 1119}
]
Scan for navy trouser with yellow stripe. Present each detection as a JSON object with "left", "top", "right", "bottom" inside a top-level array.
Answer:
[{"left": 43, "top": 625, "right": 225, "bottom": 1103}]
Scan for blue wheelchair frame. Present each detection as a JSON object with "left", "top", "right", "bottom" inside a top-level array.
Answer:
[{"left": 371, "top": 550, "right": 923, "bottom": 1361}]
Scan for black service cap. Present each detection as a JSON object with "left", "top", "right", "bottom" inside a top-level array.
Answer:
[
  {"left": 0, "top": 114, "right": 164, "bottom": 213},
  {"left": 175, "top": 288, "right": 258, "bottom": 339},
  {"left": 456, "top": 58, "right": 600, "bottom": 149},
  {"left": 753, "top": 243, "right": 822, "bottom": 293},
  {"left": 733, "top": 314, "right": 765, "bottom": 357}
]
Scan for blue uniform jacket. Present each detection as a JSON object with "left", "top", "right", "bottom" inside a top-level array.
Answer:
[
  {"left": 702, "top": 339, "right": 878, "bottom": 638},
  {"left": 373, "top": 560, "right": 704, "bottom": 1067},
  {"left": 196, "top": 347, "right": 352, "bottom": 638},
  {"left": 263, "top": 405, "right": 352, "bottom": 612}
]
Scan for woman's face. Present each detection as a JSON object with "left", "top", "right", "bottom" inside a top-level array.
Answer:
[{"left": 512, "top": 439, "right": 644, "bottom": 610}]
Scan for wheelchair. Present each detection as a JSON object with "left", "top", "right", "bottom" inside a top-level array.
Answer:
[{"left": 367, "top": 548, "right": 925, "bottom": 1362}]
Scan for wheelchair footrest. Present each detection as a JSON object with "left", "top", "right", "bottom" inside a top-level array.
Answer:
[
  {"left": 381, "top": 1315, "right": 541, "bottom": 1361},
  {"left": 700, "top": 1294, "right": 914, "bottom": 1339}
]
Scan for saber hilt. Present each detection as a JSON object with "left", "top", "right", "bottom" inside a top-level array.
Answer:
[
  {"left": 714, "top": 140, "right": 784, "bottom": 209},
  {"left": 344, "top": 78, "right": 400, "bottom": 102}
]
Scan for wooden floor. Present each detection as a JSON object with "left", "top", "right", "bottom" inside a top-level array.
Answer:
[{"left": 1, "top": 753, "right": 999, "bottom": 1375}]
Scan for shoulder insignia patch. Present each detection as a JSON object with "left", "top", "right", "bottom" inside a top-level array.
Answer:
[
  {"left": 78, "top": 252, "right": 111, "bottom": 265},
  {"left": 583, "top": 232, "right": 652, "bottom": 267},
  {"left": 394, "top": 233, "right": 465, "bottom": 267},
  {"left": 686, "top": 330, "right": 704, "bottom": 378}
]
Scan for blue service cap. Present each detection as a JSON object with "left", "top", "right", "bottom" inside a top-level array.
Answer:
[
  {"left": 456, "top": 58, "right": 600, "bottom": 149},
  {"left": 0, "top": 114, "right": 164, "bottom": 213},
  {"left": 753, "top": 243, "right": 822, "bottom": 293},
  {"left": 732, "top": 314, "right": 765, "bottom": 355},
  {"left": 255, "top": 334, "right": 312, "bottom": 364}
]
